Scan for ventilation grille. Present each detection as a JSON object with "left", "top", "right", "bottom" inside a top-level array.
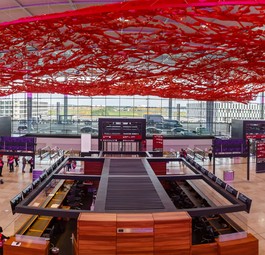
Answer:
[
  {"left": 105, "top": 177, "right": 165, "bottom": 210},
  {"left": 109, "top": 159, "right": 147, "bottom": 175}
]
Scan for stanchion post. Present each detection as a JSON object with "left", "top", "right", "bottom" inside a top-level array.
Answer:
[{"left": 247, "top": 139, "right": 250, "bottom": 181}]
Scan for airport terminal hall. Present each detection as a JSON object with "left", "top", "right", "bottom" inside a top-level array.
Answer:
[{"left": 1, "top": 0, "right": 265, "bottom": 255}]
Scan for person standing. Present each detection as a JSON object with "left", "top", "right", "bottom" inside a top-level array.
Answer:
[
  {"left": 179, "top": 148, "right": 187, "bottom": 166},
  {"left": 66, "top": 159, "right": 72, "bottom": 171},
  {"left": 14, "top": 155, "right": 19, "bottom": 167},
  {"left": 180, "top": 148, "right": 187, "bottom": 158},
  {"left": 22, "top": 156, "right": 27, "bottom": 173},
  {"left": 0, "top": 226, "right": 10, "bottom": 255},
  {"left": 8, "top": 156, "right": 14, "bottom": 172},
  {"left": 28, "top": 157, "right": 34, "bottom": 173},
  {"left": 0, "top": 158, "right": 3, "bottom": 177},
  {"left": 72, "top": 160, "right": 77, "bottom": 170}
]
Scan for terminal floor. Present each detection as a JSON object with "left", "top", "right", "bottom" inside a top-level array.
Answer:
[{"left": 0, "top": 156, "right": 265, "bottom": 255}]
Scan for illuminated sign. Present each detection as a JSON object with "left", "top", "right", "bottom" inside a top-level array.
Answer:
[{"left": 102, "top": 135, "right": 142, "bottom": 141}]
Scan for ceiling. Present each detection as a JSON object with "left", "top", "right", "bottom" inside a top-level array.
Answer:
[
  {"left": 0, "top": 0, "right": 265, "bottom": 102},
  {"left": 0, "top": 0, "right": 121, "bottom": 23}
]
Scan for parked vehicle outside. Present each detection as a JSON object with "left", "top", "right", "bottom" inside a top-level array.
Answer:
[
  {"left": 80, "top": 126, "right": 98, "bottom": 134},
  {"left": 146, "top": 127, "right": 163, "bottom": 134},
  {"left": 170, "top": 127, "right": 185, "bottom": 135},
  {"left": 180, "top": 129, "right": 198, "bottom": 136},
  {"left": 196, "top": 127, "right": 210, "bottom": 135}
]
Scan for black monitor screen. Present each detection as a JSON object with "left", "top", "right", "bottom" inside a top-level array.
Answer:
[
  {"left": 194, "top": 162, "right": 200, "bottom": 169},
  {"left": 226, "top": 184, "right": 238, "bottom": 197},
  {"left": 238, "top": 193, "right": 252, "bottom": 213},
  {"left": 46, "top": 167, "right": 53, "bottom": 175},
  {"left": 207, "top": 171, "right": 217, "bottom": 182},
  {"left": 32, "top": 178, "right": 41, "bottom": 189},
  {"left": 199, "top": 167, "right": 207, "bottom": 174},
  {"left": 22, "top": 184, "right": 33, "bottom": 199},
  {"left": 39, "top": 172, "right": 48, "bottom": 182},
  {"left": 10, "top": 193, "right": 23, "bottom": 214},
  {"left": 216, "top": 178, "right": 227, "bottom": 189},
  {"left": 52, "top": 161, "right": 58, "bottom": 170}
]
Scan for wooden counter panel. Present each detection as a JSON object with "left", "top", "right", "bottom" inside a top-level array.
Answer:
[
  {"left": 217, "top": 233, "right": 258, "bottom": 255},
  {"left": 77, "top": 213, "right": 117, "bottom": 255},
  {"left": 117, "top": 213, "right": 154, "bottom": 255},
  {"left": 191, "top": 243, "right": 218, "bottom": 255},
  {"left": 153, "top": 212, "right": 191, "bottom": 223},
  {"left": 78, "top": 212, "right": 116, "bottom": 223},
  {"left": 78, "top": 213, "right": 116, "bottom": 237},
  {"left": 153, "top": 212, "right": 191, "bottom": 253},
  {"left": 154, "top": 249, "right": 191, "bottom": 255},
  {"left": 76, "top": 213, "right": 257, "bottom": 255},
  {"left": 4, "top": 237, "right": 49, "bottom": 255},
  {"left": 78, "top": 240, "right": 116, "bottom": 255},
  {"left": 117, "top": 238, "right": 154, "bottom": 255}
]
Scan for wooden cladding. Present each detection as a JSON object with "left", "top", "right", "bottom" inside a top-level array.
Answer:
[
  {"left": 77, "top": 212, "right": 259, "bottom": 255},
  {"left": 77, "top": 212, "right": 191, "bottom": 255},
  {"left": 217, "top": 233, "right": 258, "bottom": 255},
  {"left": 192, "top": 243, "right": 218, "bottom": 255},
  {"left": 117, "top": 214, "right": 154, "bottom": 255},
  {"left": 153, "top": 212, "right": 191, "bottom": 255},
  {"left": 191, "top": 233, "right": 258, "bottom": 255},
  {"left": 4, "top": 236, "right": 49, "bottom": 255},
  {"left": 78, "top": 213, "right": 117, "bottom": 255}
]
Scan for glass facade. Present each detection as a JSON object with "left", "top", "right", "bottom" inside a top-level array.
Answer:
[{"left": 1, "top": 93, "right": 264, "bottom": 137}]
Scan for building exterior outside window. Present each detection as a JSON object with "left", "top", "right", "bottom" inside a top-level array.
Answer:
[{"left": 0, "top": 93, "right": 263, "bottom": 137}]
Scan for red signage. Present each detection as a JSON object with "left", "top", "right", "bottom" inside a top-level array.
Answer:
[
  {"left": 256, "top": 141, "right": 265, "bottom": 173},
  {"left": 246, "top": 133, "right": 265, "bottom": 139},
  {"left": 153, "top": 135, "right": 163, "bottom": 152},
  {"left": 102, "top": 135, "right": 142, "bottom": 141},
  {"left": 256, "top": 142, "right": 265, "bottom": 158}
]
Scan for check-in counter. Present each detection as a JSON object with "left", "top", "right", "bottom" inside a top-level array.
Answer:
[{"left": 4, "top": 236, "right": 49, "bottom": 255}]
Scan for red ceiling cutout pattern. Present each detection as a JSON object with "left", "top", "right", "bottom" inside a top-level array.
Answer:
[{"left": 0, "top": 0, "right": 265, "bottom": 102}]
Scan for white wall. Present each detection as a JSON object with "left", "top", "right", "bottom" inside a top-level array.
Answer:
[
  {"left": 36, "top": 137, "right": 83, "bottom": 151},
  {"left": 36, "top": 137, "right": 212, "bottom": 152}
]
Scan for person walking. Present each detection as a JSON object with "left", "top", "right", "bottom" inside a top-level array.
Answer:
[
  {"left": 28, "top": 157, "right": 34, "bottom": 173},
  {"left": 179, "top": 148, "right": 187, "bottom": 166},
  {"left": 14, "top": 155, "right": 19, "bottom": 167},
  {"left": 8, "top": 156, "right": 14, "bottom": 172},
  {"left": 66, "top": 159, "right": 72, "bottom": 171},
  {"left": 22, "top": 156, "right": 27, "bottom": 173},
  {"left": 0, "top": 158, "right": 4, "bottom": 177},
  {"left": 72, "top": 160, "right": 77, "bottom": 170},
  {"left": 0, "top": 226, "right": 10, "bottom": 255}
]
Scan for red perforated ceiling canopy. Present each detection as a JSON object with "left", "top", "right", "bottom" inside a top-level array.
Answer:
[{"left": 0, "top": 0, "right": 265, "bottom": 102}]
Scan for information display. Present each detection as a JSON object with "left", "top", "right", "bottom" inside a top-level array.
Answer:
[
  {"left": 98, "top": 118, "right": 146, "bottom": 151},
  {"left": 102, "top": 134, "right": 142, "bottom": 141},
  {"left": 256, "top": 140, "right": 265, "bottom": 173},
  {"left": 0, "top": 136, "right": 36, "bottom": 151},
  {"left": 245, "top": 122, "right": 265, "bottom": 139},
  {"left": 213, "top": 138, "right": 248, "bottom": 156}
]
